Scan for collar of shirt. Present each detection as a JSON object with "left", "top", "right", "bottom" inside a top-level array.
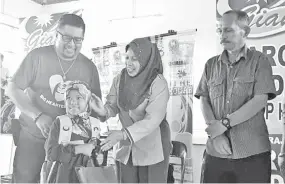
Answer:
[{"left": 218, "top": 45, "right": 248, "bottom": 65}]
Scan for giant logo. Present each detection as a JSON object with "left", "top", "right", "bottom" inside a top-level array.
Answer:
[
  {"left": 217, "top": 0, "right": 285, "bottom": 38},
  {"left": 19, "top": 10, "right": 83, "bottom": 52}
]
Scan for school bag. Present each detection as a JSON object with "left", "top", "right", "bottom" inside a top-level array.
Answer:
[{"left": 40, "top": 115, "right": 102, "bottom": 183}]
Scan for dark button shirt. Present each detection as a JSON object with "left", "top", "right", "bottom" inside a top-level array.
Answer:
[{"left": 195, "top": 46, "right": 277, "bottom": 159}]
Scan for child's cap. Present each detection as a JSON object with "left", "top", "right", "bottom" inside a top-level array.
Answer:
[{"left": 64, "top": 81, "right": 91, "bottom": 102}]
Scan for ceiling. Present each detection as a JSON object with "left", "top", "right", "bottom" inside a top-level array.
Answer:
[{"left": 30, "top": 0, "right": 78, "bottom": 5}]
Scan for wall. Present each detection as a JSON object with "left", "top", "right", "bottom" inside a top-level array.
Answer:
[
  {"left": 1, "top": 0, "right": 42, "bottom": 18},
  {"left": 1, "top": 0, "right": 217, "bottom": 81},
  {"left": 192, "top": 144, "right": 206, "bottom": 182},
  {"left": 41, "top": 0, "right": 217, "bottom": 64},
  {"left": 0, "top": 0, "right": 43, "bottom": 74}
]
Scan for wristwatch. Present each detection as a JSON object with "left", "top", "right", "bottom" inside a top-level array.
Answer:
[{"left": 221, "top": 118, "right": 231, "bottom": 129}]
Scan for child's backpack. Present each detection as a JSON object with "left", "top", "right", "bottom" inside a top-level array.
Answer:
[
  {"left": 57, "top": 115, "right": 101, "bottom": 144},
  {"left": 40, "top": 115, "right": 101, "bottom": 184}
]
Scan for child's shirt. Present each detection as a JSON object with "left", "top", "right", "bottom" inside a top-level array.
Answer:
[{"left": 45, "top": 115, "right": 100, "bottom": 183}]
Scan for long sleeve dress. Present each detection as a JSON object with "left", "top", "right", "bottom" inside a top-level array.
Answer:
[
  {"left": 45, "top": 117, "right": 93, "bottom": 183},
  {"left": 104, "top": 73, "right": 172, "bottom": 182}
]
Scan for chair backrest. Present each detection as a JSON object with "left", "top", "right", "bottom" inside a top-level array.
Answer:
[
  {"left": 171, "top": 141, "right": 187, "bottom": 159},
  {"left": 170, "top": 141, "right": 187, "bottom": 183}
]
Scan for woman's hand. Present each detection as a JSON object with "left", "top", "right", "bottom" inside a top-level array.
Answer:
[
  {"left": 89, "top": 93, "right": 107, "bottom": 117},
  {"left": 100, "top": 130, "right": 124, "bottom": 151}
]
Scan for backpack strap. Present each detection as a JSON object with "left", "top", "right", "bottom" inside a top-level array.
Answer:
[
  {"left": 58, "top": 115, "right": 73, "bottom": 145},
  {"left": 90, "top": 117, "right": 101, "bottom": 138},
  {"left": 58, "top": 115, "right": 101, "bottom": 145}
]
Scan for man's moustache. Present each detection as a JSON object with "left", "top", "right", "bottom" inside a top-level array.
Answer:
[{"left": 220, "top": 40, "right": 230, "bottom": 44}]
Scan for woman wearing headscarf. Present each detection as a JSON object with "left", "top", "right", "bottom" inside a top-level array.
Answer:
[{"left": 90, "top": 37, "right": 172, "bottom": 183}]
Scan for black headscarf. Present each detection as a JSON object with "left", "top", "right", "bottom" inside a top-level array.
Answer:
[{"left": 118, "top": 38, "right": 163, "bottom": 111}]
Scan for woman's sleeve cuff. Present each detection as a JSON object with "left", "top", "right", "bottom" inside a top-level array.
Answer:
[{"left": 122, "top": 128, "right": 134, "bottom": 144}]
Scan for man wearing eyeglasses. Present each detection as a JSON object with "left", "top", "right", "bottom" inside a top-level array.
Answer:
[{"left": 6, "top": 14, "right": 102, "bottom": 183}]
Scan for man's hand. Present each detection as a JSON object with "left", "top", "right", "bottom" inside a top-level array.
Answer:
[
  {"left": 212, "top": 134, "right": 232, "bottom": 155},
  {"left": 206, "top": 120, "right": 227, "bottom": 138},
  {"left": 35, "top": 114, "right": 53, "bottom": 138},
  {"left": 278, "top": 153, "right": 285, "bottom": 177}
]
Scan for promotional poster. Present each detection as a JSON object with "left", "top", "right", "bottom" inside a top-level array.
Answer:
[{"left": 217, "top": 0, "right": 285, "bottom": 182}]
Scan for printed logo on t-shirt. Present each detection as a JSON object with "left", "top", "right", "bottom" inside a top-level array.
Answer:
[
  {"left": 49, "top": 75, "right": 72, "bottom": 102},
  {"left": 39, "top": 74, "right": 71, "bottom": 109}
]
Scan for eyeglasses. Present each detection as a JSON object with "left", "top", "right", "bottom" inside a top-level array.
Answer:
[{"left": 57, "top": 31, "right": 84, "bottom": 44}]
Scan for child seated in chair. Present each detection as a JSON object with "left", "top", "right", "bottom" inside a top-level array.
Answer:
[{"left": 45, "top": 81, "right": 101, "bottom": 183}]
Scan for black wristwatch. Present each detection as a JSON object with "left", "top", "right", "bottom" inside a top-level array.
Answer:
[{"left": 221, "top": 118, "right": 231, "bottom": 129}]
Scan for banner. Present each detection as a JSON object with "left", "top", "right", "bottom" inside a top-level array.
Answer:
[
  {"left": 19, "top": 9, "right": 83, "bottom": 53},
  {"left": 271, "top": 134, "right": 284, "bottom": 183},
  {"left": 217, "top": 0, "right": 285, "bottom": 183},
  {"left": 92, "top": 30, "right": 196, "bottom": 183}
]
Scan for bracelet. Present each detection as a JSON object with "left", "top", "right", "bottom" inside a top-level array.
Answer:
[{"left": 34, "top": 112, "right": 43, "bottom": 123}]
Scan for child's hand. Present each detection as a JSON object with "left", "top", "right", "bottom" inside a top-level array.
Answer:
[
  {"left": 89, "top": 93, "right": 107, "bottom": 117},
  {"left": 75, "top": 143, "right": 95, "bottom": 156},
  {"left": 88, "top": 138, "right": 99, "bottom": 147}
]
